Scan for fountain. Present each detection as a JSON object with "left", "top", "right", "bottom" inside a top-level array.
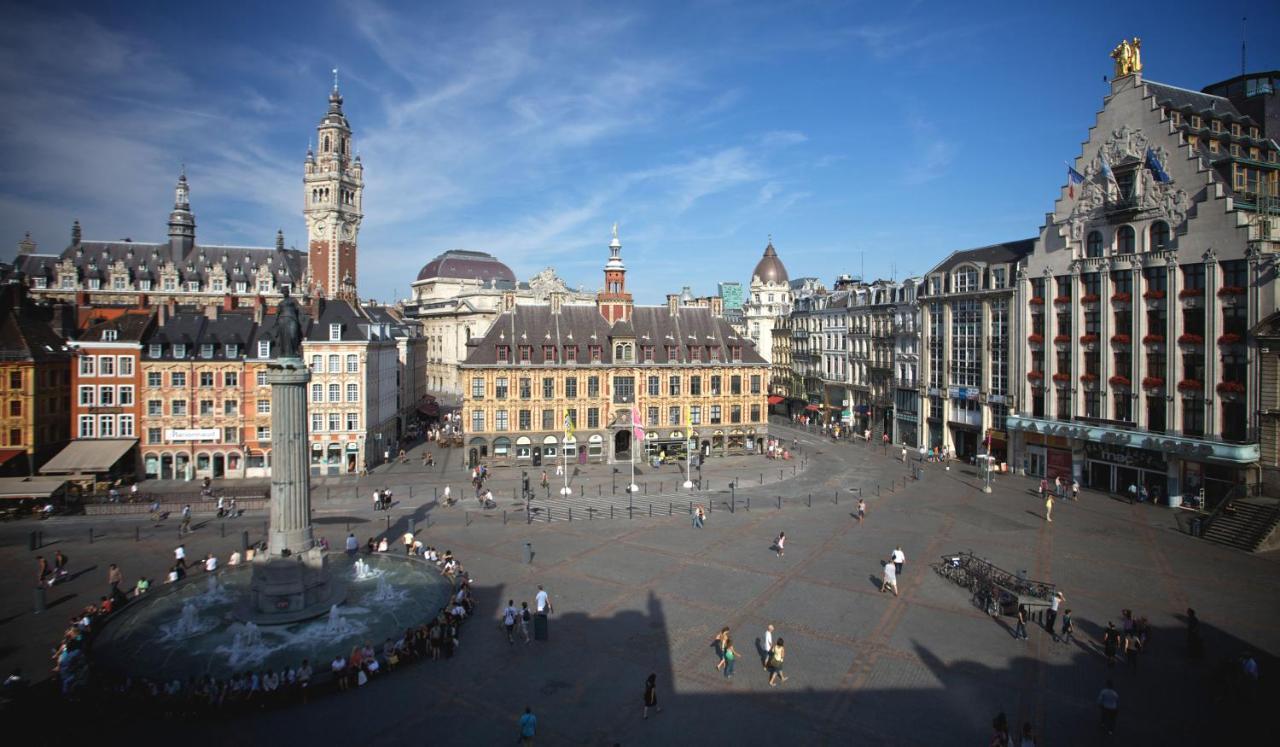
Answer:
[{"left": 90, "top": 291, "right": 452, "bottom": 683}]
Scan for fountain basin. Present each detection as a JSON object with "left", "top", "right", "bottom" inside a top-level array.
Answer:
[{"left": 92, "top": 553, "right": 452, "bottom": 683}]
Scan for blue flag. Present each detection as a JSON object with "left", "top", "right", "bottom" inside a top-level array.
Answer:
[{"left": 1144, "top": 147, "right": 1172, "bottom": 183}]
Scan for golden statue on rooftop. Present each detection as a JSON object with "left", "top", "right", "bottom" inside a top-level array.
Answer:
[{"left": 1111, "top": 38, "right": 1143, "bottom": 78}]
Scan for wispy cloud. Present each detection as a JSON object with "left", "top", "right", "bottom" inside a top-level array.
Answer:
[{"left": 902, "top": 117, "right": 955, "bottom": 185}]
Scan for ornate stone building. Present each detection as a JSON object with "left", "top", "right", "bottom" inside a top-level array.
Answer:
[
  {"left": 1008, "top": 56, "right": 1279, "bottom": 503},
  {"left": 0, "top": 284, "right": 72, "bottom": 476},
  {"left": 742, "top": 240, "right": 791, "bottom": 366},
  {"left": 304, "top": 78, "right": 364, "bottom": 300},
  {"left": 460, "top": 229, "right": 769, "bottom": 468}
]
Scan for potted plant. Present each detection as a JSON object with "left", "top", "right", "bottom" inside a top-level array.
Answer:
[
  {"left": 1111, "top": 333, "right": 1131, "bottom": 345},
  {"left": 1177, "top": 333, "right": 1204, "bottom": 346},
  {"left": 1216, "top": 380, "right": 1245, "bottom": 398},
  {"left": 1109, "top": 375, "right": 1131, "bottom": 388},
  {"left": 1079, "top": 372, "right": 1099, "bottom": 386},
  {"left": 1111, "top": 292, "right": 1132, "bottom": 304},
  {"left": 1027, "top": 371, "right": 1044, "bottom": 383},
  {"left": 1029, "top": 296, "right": 1046, "bottom": 307},
  {"left": 1027, "top": 333, "right": 1044, "bottom": 346},
  {"left": 1141, "top": 376, "right": 1164, "bottom": 391},
  {"left": 1142, "top": 334, "right": 1165, "bottom": 346},
  {"left": 1142, "top": 289, "right": 1166, "bottom": 309},
  {"left": 1179, "top": 287, "right": 1204, "bottom": 308},
  {"left": 1217, "top": 286, "right": 1246, "bottom": 297},
  {"left": 1054, "top": 295, "right": 1072, "bottom": 305},
  {"left": 1052, "top": 372, "right": 1071, "bottom": 384},
  {"left": 1054, "top": 334, "right": 1072, "bottom": 345},
  {"left": 1217, "top": 333, "right": 1242, "bottom": 345},
  {"left": 1081, "top": 293, "right": 1101, "bottom": 305},
  {"left": 1177, "top": 379, "right": 1203, "bottom": 394}
]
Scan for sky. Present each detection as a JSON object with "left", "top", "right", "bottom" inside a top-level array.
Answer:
[{"left": 1, "top": 0, "right": 1276, "bottom": 304}]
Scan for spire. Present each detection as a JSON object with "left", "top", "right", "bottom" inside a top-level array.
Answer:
[
  {"left": 168, "top": 169, "right": 196, "bottom": 255},
  {"left": 174, "top": 167, "right": 190, "bottom": 209},
  {"left": 605, "top": 222, "right": 624, "bottom": 269},
  {"left": 328, "top": 67, "right": 344, "bottom": 112},
  {"left": 276, "top": 229, "right": 285, "bottom": 251}
]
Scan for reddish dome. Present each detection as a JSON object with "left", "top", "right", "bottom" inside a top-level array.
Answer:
[{"left": 417, "top": 250, "right": 516, "bottom": 284}]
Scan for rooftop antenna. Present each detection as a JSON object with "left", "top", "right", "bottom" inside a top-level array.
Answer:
[{"left": 1241, "top": 16, "right": 1247, "bottom": 75}]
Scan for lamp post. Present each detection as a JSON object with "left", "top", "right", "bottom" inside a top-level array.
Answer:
[
  {"left": 982, "top": 429, "right": 993, "bottom": 494},
  {"left": 683, "top": 437, "right": 694, "bottom": 489}
]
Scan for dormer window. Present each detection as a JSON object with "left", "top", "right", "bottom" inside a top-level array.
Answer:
[
  {"left": 162, "top": 277, "right": 176, "bottom": 291},
  {"left": 149, "top": 344, "right": 161, "bottom": 358},
  {"left": 729, "top": 345, "right": 741, "bottom": 362},
  {"left": 589, "top": 345, "right": 602, "bottom": 363},
  {"left": 87, "top": 278, "right": 101, "bottom": 290},
  {"left": 642, "top": 345, "right": 655, "bottom": 363},
  {"left": 953, "top": 266, "right": 979, "bottom": 292},
  {"left": 613, "top": 343, "right": 633, "bottom": 362},
  {"left": 173, "top": 344, "right": 186, "bottom": 359},
  {"left": 112, "top": 277, "right": 126, "bottom": 290},
  {"left": 497, "top": 345, "right": 510, "bottom": 363},
  {"left": 542, "top": 345, "right": 557, "bottom": 363},
  {"left": 329, "top": 323, "right": 342, "bottom": 341},
  {"left": 258, "top": 280, "right": 271, "bottom": 293},
  {"left": 102, "top": 330, "right": 118, "bottom": 341},
  {"left": 709, "top": 347, "right": 720, "bottom": 362},
  {"left": 225, "top": 344, "right": 239, "bottom": 358},
  {"left": 519, "top": 345, "right": 532, "bottom": 363},
  {"left": 33, "top": 277, "right": 47, "bottom": 289},
  {"left": 564, "top": 345, "right": 578, "bottom": 363},
  {"left": 211, "top": 278, "right": 225, "bottom": 292},
  {"left": 665, "top": 345, "right": 678, "bottom": 361},
  {"left": 201, "top": 344, "right": 214, "bottom": 359},
  {"left": 258, "top": 340, "right": 270, "bottom": 358},
  {"left": 236, "top": 282, "right": 247, "bottom": 293}
]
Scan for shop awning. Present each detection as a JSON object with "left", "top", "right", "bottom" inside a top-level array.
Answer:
[
  {"left": 767, "top": 395, "right": 785, "bottom": 405},
  {"left": 0, "top": 449, "right": 24, "bottom": 467},
  {"left": 39, "top": 439, "right": 136, "bottom": 475},
  {"left": 0, "top": 477, "right": 68, "bottom": 500},
  {"left": 804, "top": 404, "right": 820, "bottom": 411}
]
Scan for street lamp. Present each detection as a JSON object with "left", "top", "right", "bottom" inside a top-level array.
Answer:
[{"left": 683, "top": 437, "right": 695, "bottom": 489}]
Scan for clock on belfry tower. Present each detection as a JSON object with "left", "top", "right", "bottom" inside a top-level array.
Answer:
[{"left": 303, "top": 69, "right": 364, "bottom": 300}]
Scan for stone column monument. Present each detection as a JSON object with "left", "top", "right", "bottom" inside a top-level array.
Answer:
[{"left": 248, "top": 290, "right": 342, "bottom": 623}]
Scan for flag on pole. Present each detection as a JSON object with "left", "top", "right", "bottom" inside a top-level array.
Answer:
[
  {"left": 1067, "top": 165, "right": 1085, "bottom": 198},
  {"left": 631, "top": 407, "right": 646, "bottom": 440},
  {"left": 1144, "top": 147, "right": 1172, "bottom": 183},
  {"left": 563, "top": 409, "right": 575, "bottom": 439},
  {"left": 1100, "top": 154, "right": 1118, "bottom": 191}
]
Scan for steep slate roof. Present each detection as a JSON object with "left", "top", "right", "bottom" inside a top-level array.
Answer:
[
  {"left": 12, "top": 240, "right": 307, "bottom": 287},
  {"left": 78, "top": 310, "right": 154, "bottom": 344},
  {"left": 1146, "top": 81, "right": 1248, "bottom": 121},
  {"left": 0, "top": 292, "right": 71, "bottom": 363},
  {"left": 464, "top": 304, "right": 765, "bottom": 366},
  {"left": 927, "top": 239, "right": 1036, "bottom": 275}
]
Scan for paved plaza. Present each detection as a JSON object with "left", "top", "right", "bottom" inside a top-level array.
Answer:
[{"left": 1, "top": 421, "right": 1277, "bottom": 744}]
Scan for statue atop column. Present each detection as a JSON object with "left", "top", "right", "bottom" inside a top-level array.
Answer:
[
  {"left": 1110, "top": 38, "right": 1143, "bottom": 78},
  {"left": 274, "top": 287, "right": 305, "bottom": 359}
]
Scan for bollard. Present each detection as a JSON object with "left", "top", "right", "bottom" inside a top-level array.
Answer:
[
  {"left": 747, "top": 496, "right": 750, "bottom": 511},
  {"left": 89, "top": 528, "right": 94, "bottom": 544},
  {"left": 760, "top": 473, "right": 763, "bottom": 484},
  {"left": 610, "top": 505, "right": 614, "bottom": 519},
  {"left": 527, "top": 507, "right": 531, "bottom": 525},
  {"left": 569, "top": 508, "right": 572, "bottom": 522},
  {"left": 468, "top": 511, "right": 473, "bottom": 527},
  {"left": 834, "top": 490, "right": 838, "bottom": 505},
  {"left": 34, "top": 585, "right": 46, "bottom": 614},
  {"left": 777, "top": 495, "right": 781, "bottom": 509},
  {"left": 780, "top": 469, "right": 783, "bottom": 480},
  {"left": 793, "top": 465, "right": 797, "bottom": 476},
  {"left": 649, "top": 504, "right": 652, "bottom": 517},
  {"left": 385, "top": 515, "right": 391, "bottom": 533},
  {"left": 434, "top": 487, "right": 438, "bottom": 501},
  {"left": 241, "top": 531, "right": 249, "bottom": 554},
  {"left": 668, "top": 502, "right": 672, "bottom": 516},
  {"left": 221, "top": 522, "right": 226, "bottom": 538},
  {"left": 659, "top": 481, "right": 663, "bottom": 493},
  {"left": 409, "top": 518, "right": 415, "bottom": 535},
  {"left": 629, "top": 505, "right": 633, "bottom": 520},
  {"left": 547, "top": 507, "right": 552, "bottom": 522},
  {"left": 689, "top": 501, "right": 693, "bottom": 515},
  {"left": 598, "top": 485, "right": 602, "bottom": 497},
  {"left": 807, "top": 493, "right": 811, "bottom": 508},
  {"left": 28, "top": 531, "right": 37, "bottom": 551},
  {"left": 135, "top": 526, "right": 140, "bottom": 542}
]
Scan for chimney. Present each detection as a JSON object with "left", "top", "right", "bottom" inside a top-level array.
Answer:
[
  {"left": 667, "top": 294, "right": 679, "bottom": 315},
  {"left": 253, "top": 299, "right": 265, "bottom": 325},
  {"left": 137, "top": 293, "right": 149, "bottom": 308},
  {"left": 76, "top": 291, "right": 89, "bottom": 307},
  {"left": 71, "top": 220, "right": 81, "bottom": 245},
  {"left": 158, "top": 301, "right": 168, "bottom": 327},
  {"left": 51, "top": 303, "right": 75, "bottom": 340},
  {"left": 223, "top": 293, "right": 235, "bottom": 311}
]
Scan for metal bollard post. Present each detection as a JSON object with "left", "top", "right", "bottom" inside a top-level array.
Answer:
[
  {"left": 434, "top": 487, "right": 438, "bottom": 501},
  {"left": 759, "top": 473, "right": 763, "bottom": 484},
  {"left": 598, "top": 485, "right": 602, "bottom": 497},
  {"left": 409, "top": 518, "right": 415, "bottom": 535},
  {"left": 668, "top": 502, "right": 672, "bottom": 516},
  {"left": 568, "top": 508, "right": 572, "bottom": 522},
  {"left": 747, "top": 496, "right": 750, "bottom": 511},
  {"left": 807, "top": 493, "right": 811, "bottom": 507},
  {"left": 385, "top": 515, "right": 391, "bottom": 533},
  {"left": 34, "top": 586, "right": 46, "bottom": 614},
  {"left": 876, "top": 484, "right": 880, "bottom": 496},
  {"left": 241, "top": 530, "right": 249, "bottom": 554},
  {"left": 649, "top": 504, "right": 652, "bottom": 517},
  {"left": 135, "top": 526, "right": 140, "bottom": 542},
  {"left": 547, "top": 507, "right": 552, "bottom": 522},
  {"left": 468, "top": 511, "right": 472, "bottom": 527},
  {"left": 221, "top": 522, "right": 226, "bottom": 538},
  {"left": 793, "top": 465, "right": 797, "bottom": 476},
  {"left": 89, "top": 528, "right": 94, "bottom": 544},
  {"left": 777, "top": 495, "right": 781, "bottom": 509},
  {"left": 779, "top": 469, "right": 783, "bottom": 480}
]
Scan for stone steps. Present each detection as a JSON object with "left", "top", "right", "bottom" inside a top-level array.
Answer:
[{"left": 1202, "top": 497, "right": 1280, "bottom": 552}]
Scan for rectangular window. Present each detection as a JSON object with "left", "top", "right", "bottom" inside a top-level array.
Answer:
[
  {"left": 730, "top": 405, "right": 742, "bottom": 423},
  {"left": 328, "top": 413, "right": 340, "bottom": 432},
  {"left": 565, "top": 377, "right": 578, "bottom": 398},
  {"left": 346, "top": 383, "right": 358, "bottom": 402},
  {"left": 256, "top": 370, "right": 267, "bottom": 386},
  {"left": 147, "top": 399, "right": 162, "bottom": 416},
  {"left": 647, "top": 406, "right": 659, "bottom": 427},
  {"left": 78, "top": 415, "right": 94, "bottom": 438},
  {"left": 119, "top": 415, "right": 135, "bottom": 437},
  {"left": 648, "top": 376, "right": 660, "bottom": 396},
  {"left": 690, "top": 376, "right": 702, "bottom": 395},
  {"left": 148, "top": 427, "right": 162, "bottom": 444},
  {"left": 565, "top": 346, "right": 577, "bottom": 363},
  {"left": 542, "top": 378, "right": 553, "bottom": 398},
  {"left": 118, "top": 385, "right": 134, "bottom": 405},
  {"left": 171, "top": 399, "right": 187, "bottom": 416},
  {"left": 328, "top": 383, "right": 340, "bottom": 402},
  {"left": 587, "top": 376, "right": 600, "bottom": 397},
  {"left": 750, "top": 375, "right": 761, "bottom": 394},
  {"left": 496, "top": 377, "right": 509, "bottom": 400},
  {"left": 200, "top": 344, "right": 213, "bottom": 360},
  {"left": 589, "top": 346, "right": 602, "bottom": 363},
  {"left": 690, "top": 405, "right": 701, "bottom": 425},
  {"left": 346, "top": 354, "right": 358, "bottom": 372},
  {"left": 542, "top": 409, "right": 554, "bottom": 430},
  {"left": 730, "top": 375, "right": 742, "bottom": 395},
  {"left": 519, "top": 346, "right": 532, "bottom": 363},
  {"left": 99, "top": 356, "right": 115, "bottom": 376},
  {"left": 710, "top": 405, "right": 722, "bottom": 424},
  {"left": 710, "top": 376, "right": 722, "bottom": 395},
  {"left": 224, "top": 426, "right": 238, "bottom": 443},
  {"left": 312, "top": 383, "right": 323, "bottom": 402},
  {"left": 312, "top": 413, "right": 324, "bottom": 432},
  {"left": 257, "top": 400, "right": 270, "bottom": 414},
  {"left": 99, "top": 386, "right": 114, "bottom": 406},
  {"left": 750, "top": 404, "right": 761, "bottom": 422},
  {"left": 497, "top": 346, "right": 510, "bottom": 363},
  {"left": 224, "top": 400, "right": 237, "bottom": 415},
  {"left": 79, "top": 357, "right": 95, "bottom": 376},
  {"left": 587, "top": 407, "right": 600, "bottom": 428},
  {"left": 173, "top": 344, "right": 186, "bottom": 359},
  {"left": 542, "top": 345, "right": 556, "bottom": 363},
  {"left": 199, "top": 400, "right": 214, "bottom": 416},
  {"left": 224, "top": 344, "right": 238, "bottom": 358},
  {"left": 669, "top": 406, "right": 680, "bottom": 425},
  {"left": 257, "top": 341, "right": 270, "bottom": 358},
  {"left": 171, "top": 372, "right": 186, "bottom": 387},
  {"left": 471, "top": 377, "right": 484, "bottom": 399},
  {"left": 329, "top": 323, "right": 342, "bottom": 341},
  {"left": 612, "top": 376, "right": 635, "bottom": 403},
  {"left": 79, "top": 386, "right": 94, "bottom": 406},
  {"left": 495, "top": 410, "right": 509, "bottom": 431},
  {"left": 328, "top": 354, "right": 340, "bottom": 373},
  {"left": 346, "top": 412, "right": 359, "bottom": 430},
  {"left": 519, "top": 409, "right": 531, "bottom": 430},
  {"left": 256, "top": 426, "right": 271, "bottom": 441},
  {"left": 200, "top": 371, "right": 214, "bottom": 387},
  {"left": 471, "top": 410, "right": 484, "bottom": 432},
  {"left": 668, "top": 375, "right": 681, "bottom": 396}
]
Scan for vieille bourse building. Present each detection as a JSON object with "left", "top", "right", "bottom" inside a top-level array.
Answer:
[
  {"left": 460, "top": 231, "right": 770, "bottom": 468},
  {"left": 1007, "top": 54, "right": 1280, "bottom": 504}
]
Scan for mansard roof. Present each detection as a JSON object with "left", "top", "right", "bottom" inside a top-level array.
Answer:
[
  {"left": 927, "top": 239, "right": 1036, "bottom": 275},
  {"left": 13, "top": 239, "right": 307, "bottom": 286},
  {"left": 463, "top": 303, "right": 764, "bottom": 366}
]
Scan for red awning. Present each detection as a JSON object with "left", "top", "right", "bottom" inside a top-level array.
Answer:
[
  {"left": 0, "top": 449, "right": 24, "bottom": 466},
  {"left": 804, "top": 404, "right": 820, "bottom": 412},
  {"left": 767, "top": 395, "right": 784, "bottom": 405}
]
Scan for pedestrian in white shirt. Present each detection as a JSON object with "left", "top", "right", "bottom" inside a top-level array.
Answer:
[
  {"left": 204, "top": 553, "right": 217, "bottom": 573},
  {"left": 881, "top": 559, "right": 898, "bottom": 596},
  {"left": 892, "top": 546, "right": 905, "bottom": 576},
  {"left": 535, "top": 585, "right": 552, "bottom": 614},
  {"left": 761, "top": 624, "right": 775, "bottom": 668}
]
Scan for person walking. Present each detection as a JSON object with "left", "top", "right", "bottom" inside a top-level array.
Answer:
[
  {"left": 372, "top": 488, "right": 382, "bottom": 512},
  {"left": 881, "top": 559, "right": 898, "bottom": 596},
  {"left": 1071, "top": 479, "right": 1079, "bottom": 501},
  {"left": 403, "top": 530, "right": 415, "bottom": 556},
  {"left": 892, "top": 546, "right": 905, "bottom": 576},
  {"left": 1014, "top": 604, "right": 1029, "bottom": 640},
  {"left": 502, "top": 600, "right": 518, "bottom": 645},
  {"left": 180, "top": 504, "right": 192, "bottom": 535},
  {"left": 991, "top": 713, "right": 1013, "bottom": 747},
  {"left": 766, "top": 638, "right": 788, "bottom": 686},
  {"left": 642, "top": 673, "right": 660, "bottom": 719},
  {"left": 773, "top": 531, "right": 786, "bottom": 558},
  {"left": 524, "top": 542, "right": 534, "bottom": 564},
  {"left": 345, "top": 533, "right": 358, "bottom": 556},
  {"left": 856, "top": 498, "right": 867, "bottom": 524},
  {"left": 519, "top": 602, "right": 532, "bottom": 643},
  {"left": 761, "top": 624, "right": 775, "bottom": 668},
  {"left": 1060, "top": 608, "right": 1074, "bottom": 645},
  {"left": 713, "top": 627, "right": 729, "bottom": 672},
  {"left": 535, "top": 585, "right": 552, "bottom": 615},
  {"left": 107, "top": 564, "right": 123, "bottom": 597},
  {"left": 1038, "top": 478, "right": 1048, "bottom": 500},
  {"left": 1124, "top": 631, "right": 1141, "bottom": 673},
  {"left": 1097, "top": 679, "right": 1119, "bottom": 735},
  {"left": 721, "top": 637, "right": 739, "bottom": 679},
  {"left": 1186, "top": 608, "right": 1203, "bottom": 659},
  {"left": 1102, "top": 622, "right": 1119, "bottom": 666},
  {"left": 36, "top": 555, "right": 50, "bottom": 586},
  {"left": 1019, "top": 722, "right": 1037, "bottom": 747},
  {"left": 692, "top": 505, "right": 706, "bottom": 529},
  {"left": 174, "top": 544, "right": 187, "bottom": 569},
  {"left": 1046, "top": 591, "right": 1063, "bottom": 639},
  {"left": 1044, "top": 493, "right": 1054, "bottom": 523},
  {"left": 518, "top": 706, "right": 537, "bottom": 745}
]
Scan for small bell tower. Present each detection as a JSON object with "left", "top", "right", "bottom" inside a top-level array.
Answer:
[
  {"left": 597, "top": 223, "right": 633, "bottom": 323},
  {"left": 304, "top": 68, "right": 363, "bottom": 299}
]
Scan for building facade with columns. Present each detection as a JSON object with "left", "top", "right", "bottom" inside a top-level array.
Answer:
[
  {"left": 919, "top": 240, "right": 1033, "bottom": 462},
  {"left": 1008, "top": 60, "right": 1279, "bottom": 504},
  {"left": 742, "top": 241, "right": 791, "bottom": 367},
  {"left": 460, "top": 230, "right": 769, "bottom": 468}
]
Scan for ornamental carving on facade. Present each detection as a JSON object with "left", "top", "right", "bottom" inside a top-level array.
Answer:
[
  {"left": 1064, "top": 125, "right": 1191, "bottom": 244},
  {"left": 527, "top": 267, "right": 570, "bottom": 297}
]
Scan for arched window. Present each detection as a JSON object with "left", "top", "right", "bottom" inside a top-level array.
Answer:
[
  {"left": 323, "top": 135, "right": 330, "bottom": 152},
  {"left": 1086, "top": 230, "right": 1103, "bottom": 258},
  {"left": 1149, "top": 221, "right": 1169, "bottom": 251},
  {"left": 1117, "top": 225, "right": 1135, "bottom": 254},
  {"left": 953, "top": 266, "right": 979, "bottom": 292}
]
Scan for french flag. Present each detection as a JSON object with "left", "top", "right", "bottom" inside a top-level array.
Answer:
[{"left": 1067, "top": 165, "right": 1085, "bottom": 199}]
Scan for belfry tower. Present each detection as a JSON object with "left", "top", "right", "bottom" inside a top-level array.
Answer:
[
  {"left": 597, "top": 223, "right": 633, "bottom": 323},
  {"left": 304, "top": 70, "right": 364, "bottom": 300}
]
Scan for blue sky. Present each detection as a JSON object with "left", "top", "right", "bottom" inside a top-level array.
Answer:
[{"left": 1, "top": 0, "right": 1276, "bottom": 303}]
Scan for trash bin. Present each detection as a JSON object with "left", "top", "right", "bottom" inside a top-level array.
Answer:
[
  {"left": 1189, "top": 517, "right": 1202, "bottom": 537},
  {"left": 534, "top": 613, "right": 549, "bottom": 641}
]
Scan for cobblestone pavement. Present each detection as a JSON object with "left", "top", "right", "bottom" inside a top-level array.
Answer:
[{"left": 2, "top": 420, "right": 1276, "bottom": 745}]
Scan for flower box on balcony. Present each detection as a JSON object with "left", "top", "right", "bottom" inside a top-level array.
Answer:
[
  {"left": 1111, "top": 334, "right": 1131, "bottom": 345},
  {"left": 1079, "top": 373, "right": 1099, "bottom": 384},
  {"left": 1142, "top": 290, "right": 1166, "bottom": 300},
  {"left": 1111, "top": 292, "right": 1132, "bottom": 304},
  {"left": 1217, "top": 333, "right": 1242, "bottom": 345},
  {"left": 1142, "top": 334, "right": 1165, "bottom": 345},
  {"left": 1051, "top": 373, "right": 1071, "bottom": 383},
  {"left": 1216, "top": 380, "right": 1246, "bottom": 395},
  {"left": 1053, "top": 296, "right": 1072, "bottom": 305},
  {"left": 1177, "top": 333, "right": 1204, "bottom": 345},
  {"left": 1109, "top": 375, "right": 1131, "bottom": 388},
  {"left": 1141, "top": 376, "right": 1164, "bottom": 390},
  {"left": 1179, "top": 288, "right": 1204, "bottom": 298},
  {"left": 1029, "top": 296, "right": 1045, "bottom": 306},
  {"left": 1027, "top": 371, "right": 1044, "bottom": 382},
  {"left": 1079, "top": 334, "right": 1099, "bottom": 345},
  {"left": 1217, "top": 286, "right": 1246, "bottom": 297},
  {"left": 1053, "top": 335, "right": 1071, "bottom": 344},
  {"left": 1081, "top": 294, "right": 1101, "bottom": 304},
  {"left": 1027, "top": 333, "right": 1044, "bottom": 345},
  {"left": 1176, "top": 379, "right": 1203, "bottom": 394}
]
